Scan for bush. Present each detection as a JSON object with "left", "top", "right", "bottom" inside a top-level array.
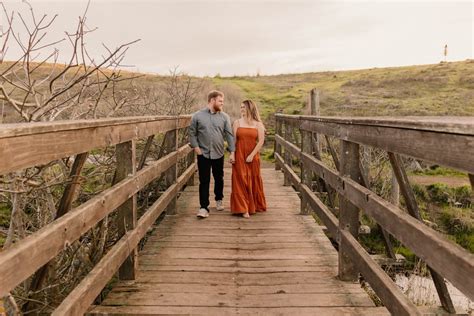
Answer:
[{"left": 426, "top": 183, "right": 450, "bottom": 204}]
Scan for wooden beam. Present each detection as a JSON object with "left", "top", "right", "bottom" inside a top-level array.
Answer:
[
  {"left": 275, "top": 153, "right": 300, "bottom": 189},
  {"left": 274, "top": 118, "right": 283, "bottom": 171},
  {"left": 138, "top": 135, "right": 155, "bottom": 171},
  {"left": 164, "top": 129, "right": 178, "bottom": 215},
  {"left": 388, "top": 152, "right": 455, "bottom": 313},
  {"left": 300, "top": 130, "right": 313, "bottom": 215},
  {"left": 23, "top": 152, "right": 89, "bottom": 313},
  {"left": 52, "top": 163, "right": 196, "bottom": 316},
  {"left": 283, "top": 123, "right": 293, "bottom": 186},
  {"left": 300, "top": 118, "right": 474, "bottom": 174},
  {"left": 340, "top": 230, "right": 421, "bottom": 316},
  {"left": 338, "top": 141, "right": 361, "bottom": 281},
  {"left": 299, "top": 183, "right": 339, "bottom": 238},
  {"left": 0, "top": 116, "right": 191, "bottom": 176},
  {"left": 300, "top": 151, "right": 474, "bottom": 300},
  {"left": 0, "top": 144, "right": 192, "bottom": 297},
  {"left": 115, "top": 140, "right": 138, "bottom": 280}
]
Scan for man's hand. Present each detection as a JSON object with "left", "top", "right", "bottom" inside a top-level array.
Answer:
[
  {"left": 194, "top": 147, "right": 202, "bottom": 155},
  {"left": 229, "top": 152, "right": 235, "bottom": 164}
]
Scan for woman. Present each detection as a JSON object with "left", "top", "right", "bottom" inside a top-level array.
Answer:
[{"left": 230, "top": 99, "right": 267, "bottom": 218}]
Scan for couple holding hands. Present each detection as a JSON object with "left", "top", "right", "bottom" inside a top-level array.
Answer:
[{"left": 189, "top": 90, "right": 267, "bottom": 219}]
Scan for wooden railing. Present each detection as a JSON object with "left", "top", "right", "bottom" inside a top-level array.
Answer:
[
  {"left": 0, "top": 116, "right": 196, "bottom": 315},
  {"left": 274, "top": 114, "right": 474, "bottom": 316}
]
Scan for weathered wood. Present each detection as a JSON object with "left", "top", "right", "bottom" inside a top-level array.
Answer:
[
  {"left": 388, "top": 152, "right": 455, "bottom": 313},
  {"left": 300, "top": 151, "right": 474, "bottom": 300},
  {"left": 299, "top": 116, "right": 474, "bottom": 174},
  {"left": 325, "top": 135, "right": 340, "bottom": 171},
  {"left": 338, "top": 141, "right": 361, "bottom": 281},
  {"left": 186, "top": 150, "right": 196, "bottom": 186},
  {"left": 275, "top": 153, "right": 300, "bottom": 188},
  {"left": 300, "top": 129, "right": 313, "bottom": 214},
  {"left": 53, "top": 163, "right": 196, "bottom": 316},
  {"left": 90, "top": 168, "right": 387, "bottom": 316},
  {"left": 138, "top": 135, "right": 155, "bottom": 171},
  {"left": 310, "top": 89, "right": 322, "bottom": 154},
  {"left": 274, "top": 118, "right": 283, "bottom": 171},
  {"left": 164, "top": 129, "right": 178, "bottom": 214},
  {"left": 299, "top": 184, "right": 339, "bottom": 238},
  {"left": 0, "top": 116, "right": 191, "bottom": 176},
  {"left": 23, "top": 152, "right": 89, "bottom": 313},
  {"left": 115, "top": 140, "right": 138, "bottom": 280},
  {"left": 283, "top": 123, "right": 293, "bottom": 186},
  {"left": 278, "top": 114, "right": 474, "bottom": 134},
  {"left": 340, "top": 230, "right": 420, "bottom": 316},
  {"left": 0, "top": 144, "right": 192, "bottom": 297}
]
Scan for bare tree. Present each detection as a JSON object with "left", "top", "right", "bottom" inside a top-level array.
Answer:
[{"left": 0, "top": 1, "right": 140, "bottom": 123}]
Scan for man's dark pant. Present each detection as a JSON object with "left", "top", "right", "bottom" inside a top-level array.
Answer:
[{"left": 197, "top": 155, "right": 224, "bottom": 211}]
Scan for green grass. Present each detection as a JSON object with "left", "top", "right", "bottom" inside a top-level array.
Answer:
[
  {"left": 211, "top": 60, "right": 474, "bottom": 124},
  {"left": 0, "top": 203, "right": 10, "bottom": 227},
  {"left": 411, "top": 166, "right": 467, "bottom": 178}
]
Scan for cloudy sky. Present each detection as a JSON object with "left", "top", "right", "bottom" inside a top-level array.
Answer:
[{"left": 1, "top": 0, "right": 472, "bottom": 76}]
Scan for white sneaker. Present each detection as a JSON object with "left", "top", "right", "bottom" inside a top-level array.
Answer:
[
  {"left": 196, "top": 208, "right": 209, "bottom": 218},
  {"left": 216, "top": 200, "right": 224, "bottom": 211}
]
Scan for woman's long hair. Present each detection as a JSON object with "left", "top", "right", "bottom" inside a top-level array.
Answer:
[{"left": 242, "top": 99, "right": 262, "bottom": 122}]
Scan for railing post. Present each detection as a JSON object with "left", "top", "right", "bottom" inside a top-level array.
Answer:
[
  {"left": 283, "top": 121, "right": 293, "bottom": 186},
  {"left": 164, "top": 127, "right": 178, "bottom": 214},
  {"left": 274, "top": 117, "right": 282, "bottom": 171},
  {"left": 310, "top": 89, "right": 321, "bottom": 154},
  {"left": 115, "top": 140, "right": 137, "bottom": 280},
  {"left": 187, "top": 148, "right": 196, "bottom": 186},
  {"left": 338, "top": 140, "right": 361, "bottom": 281},
  {"left": 300, "top": 126, "right": 313, "bottom": 215}
]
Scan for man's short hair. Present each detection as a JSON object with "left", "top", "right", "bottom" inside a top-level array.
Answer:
[{"left": 208, "top": 90, "right": 224, "bottom": 102}]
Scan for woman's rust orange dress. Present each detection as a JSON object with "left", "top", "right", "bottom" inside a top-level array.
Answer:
[{"left": 231, "top": 127, "right": 267, "bottom": 214}]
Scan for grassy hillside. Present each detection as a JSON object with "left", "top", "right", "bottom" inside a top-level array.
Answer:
[{"left": 211, "top": 60, "right": 474, "bottom": 123}]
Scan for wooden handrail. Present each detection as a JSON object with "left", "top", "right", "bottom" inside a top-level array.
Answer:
[
  {"left": 274, "top": 114, "right": 474, "bottom": 315},
  {"left": 0, "top": 115, "right": 196, "bottom": 315},
  {"left": 0, "top": 115, "right": 191, "bottom": 175},
  {"left": 276, "top": 114, "right": 474, "bottom": 173}
]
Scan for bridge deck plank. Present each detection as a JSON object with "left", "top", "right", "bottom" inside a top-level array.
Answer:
[{"left": 88, "top": 168, "right": 389, "bottom": 315}]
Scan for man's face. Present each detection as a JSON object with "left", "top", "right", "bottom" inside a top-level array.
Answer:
[{"left": 212, "top": 96, "right": 224, "bottom": 112}]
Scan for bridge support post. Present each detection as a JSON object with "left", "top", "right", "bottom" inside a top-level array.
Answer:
[
  {"left": 338, "top": 140, "right": 361, "bottom": 281},
  {"left": 115, "top": 140, "right": 138, "bottom": 280},
  {"left": 165, "top": 127, "right": 178, "bottom": 214},
  {"left": 300, "top": 128, "right": 313, "bottom": 214},
  {"left": 274, "top": 118, "right": 282, "bottom": 171},
  {"left": 283, "top": 122, "right": 293, "bottom": 186}
]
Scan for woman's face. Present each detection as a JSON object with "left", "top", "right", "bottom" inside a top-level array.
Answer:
[{"left": 240, "top": 103, "right": 247, "bottom": 117}]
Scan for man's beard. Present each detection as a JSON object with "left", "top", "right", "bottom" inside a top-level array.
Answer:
[{"left": 213, "top": 104, "right": 222, "bottom": 112}]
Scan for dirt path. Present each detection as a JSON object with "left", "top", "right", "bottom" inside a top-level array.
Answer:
[{"left": 409, "top": 175, "right": 470, "bottom": 187}]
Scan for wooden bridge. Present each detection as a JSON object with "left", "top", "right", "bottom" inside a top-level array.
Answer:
[{"left": 0, "top": 113, "right": 473, "bottom": 315}]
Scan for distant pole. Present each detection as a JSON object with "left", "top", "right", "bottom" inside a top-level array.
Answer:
[
  {"left": 444, "top": 44, "right": 448, "bottom": 62},
  {"left": 310, "top": 89, "right": 320, "bottom": 116}
]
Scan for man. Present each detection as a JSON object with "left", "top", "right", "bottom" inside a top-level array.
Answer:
[{"left": 189, "top": 90, "right": 235, "bottom": 218}]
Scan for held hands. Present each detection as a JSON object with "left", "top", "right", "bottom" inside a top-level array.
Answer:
[{"left": 229, "top": 152, "right": 235, "bottom": 164}]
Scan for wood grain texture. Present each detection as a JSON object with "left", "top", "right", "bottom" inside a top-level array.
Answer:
[{"left": 88, "top": 168, "right": 387, "bottom": 315}]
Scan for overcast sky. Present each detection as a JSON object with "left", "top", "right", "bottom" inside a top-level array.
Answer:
[{"left": 1, "top": 0, "right": 472, "bottom": 76}]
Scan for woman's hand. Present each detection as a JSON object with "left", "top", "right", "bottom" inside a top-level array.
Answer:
[{"left": 246, "top": 154, "right": 254, "bottom": 163}]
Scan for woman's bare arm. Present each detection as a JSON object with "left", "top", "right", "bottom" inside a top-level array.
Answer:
[{"left": 247, "top": 122, "right": 265, "bottom": 161}]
